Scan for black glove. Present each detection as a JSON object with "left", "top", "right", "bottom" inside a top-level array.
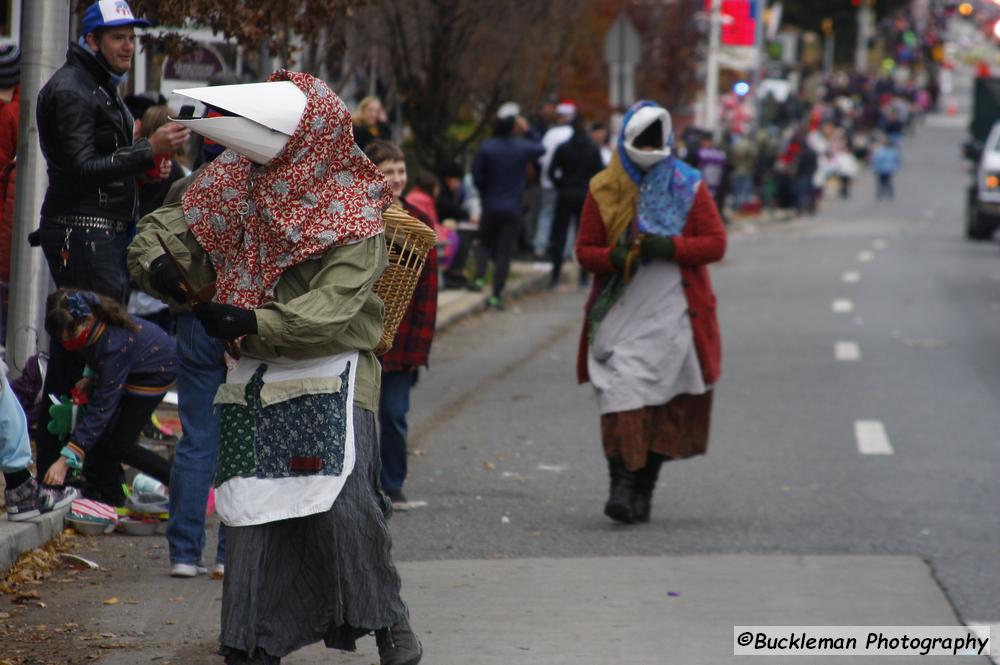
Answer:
[
  {"left": 609, "top": 246, "right": 639, "bottom": 278},
  {"left": 640, "top": 236, "right": 675, "bottom": 261},
  {"left": 149, "top": 255, "right": 187, "bottom": 304},
  {"left": 193, "top": 302, "right": 258, "bottom": 339}
]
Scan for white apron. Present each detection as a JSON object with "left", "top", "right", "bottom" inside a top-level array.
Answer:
[
  {"left": 213, "top": 351, "right": 358, "bottom": 527},
  {"left": 588, "top": 262, "right": 706, "bottom": 414}
]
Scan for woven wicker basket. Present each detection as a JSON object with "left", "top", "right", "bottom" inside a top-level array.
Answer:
[{"left": 373, "top": 204, "right": 438, "bottom": 355}]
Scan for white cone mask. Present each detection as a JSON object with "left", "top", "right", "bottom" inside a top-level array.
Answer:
[
  {"left": 623, "top": 106, "right": 672, "bottom": 170},
  {"left": 172, "top": 81, "right": 307, "bottom": 165}
]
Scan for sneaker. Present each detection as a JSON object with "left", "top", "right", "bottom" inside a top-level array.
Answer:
[
  {"left": 375, "top": 618, "right": 423, "bottom": 665},
  {"left": 210, "top": 563, "right": 225, "bottom": 579},
  {"left": 4, "top": 477, "right": 47, "bottom": 522},
  {"left": 40, "top": 485, "right": 80, "bottom": 511},
  {"left": 486, "top": 295, "right": 505, "bottom": 310},
  {"left": 170, "top": 562, "right": 208, "bottom": 578},
  {"left": 467, "top": 277, "right": 485, "bottom": 293}
]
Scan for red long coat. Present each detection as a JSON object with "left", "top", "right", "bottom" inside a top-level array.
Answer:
[{"left": 575, "top": 181, "right": 726, "bottom": 385}]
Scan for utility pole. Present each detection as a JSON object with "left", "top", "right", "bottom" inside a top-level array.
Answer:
[
  {"left": 855, "top": 0, "right": 873, "bottom": 74},
  {"left": 7, "top": 1, "right": 71, "bottom": 374},
  {"left": 752, "top": 0, "right": 766, "bottom": 132},
  {"left": 705, "top": 0, "right": 722, "bottom": 137},
  {"left": 822, "top": 17, "right": 835, "bottom": 75}
]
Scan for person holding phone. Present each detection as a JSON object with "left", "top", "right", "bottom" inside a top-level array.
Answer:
[{"left": 33, "top": 0, "right": 191, "bottom": 490}]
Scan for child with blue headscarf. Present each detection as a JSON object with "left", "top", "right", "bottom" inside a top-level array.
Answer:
[
  {"left": 41, "top": 289, "right": 175, "bottom": 506},
  {"left": 575, "top": 101, "right": 727, "bottom": 525}
]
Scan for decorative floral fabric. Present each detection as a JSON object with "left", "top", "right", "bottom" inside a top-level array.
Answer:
[
  {"left": 617, "top": 100, "right": 701, "bottom": 239},
  {"left": 182, "top": 70, "right": 393, "bottom": 310},
  {"left": 214, "top": 362, "right": 351, "bottom": 486}
]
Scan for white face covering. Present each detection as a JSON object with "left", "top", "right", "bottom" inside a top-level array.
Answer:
[
  {"left": 623, "top": 106, "right": 672, "bottom": 171},
  {"left": 172, "top": 81, "right": 307, "bottom": 165}
]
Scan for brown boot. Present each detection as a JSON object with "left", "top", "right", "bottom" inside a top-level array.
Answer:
[{"left": 376, "top": 618, "right": 422, "bottom": 665}]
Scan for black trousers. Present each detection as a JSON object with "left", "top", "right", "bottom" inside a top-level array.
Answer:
[
  {"left": 549, "top": 190, "right": 586, "bottom": 286},
  {"left": 474, "top": 211, "right": 521, "bottom": 298},
  {"left": 35, "top": 221, "right": 132, "bottom": 477},
  {"left": 82, "top": 393, "right": 172, "bottom": 506}
]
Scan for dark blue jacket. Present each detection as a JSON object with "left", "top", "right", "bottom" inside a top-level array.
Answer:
[
  {"left": 73, "top": 319, "right": 177, "bottom": 453},
  {"left": 472, "top": 136, "right": 544, "bottom": 215}
]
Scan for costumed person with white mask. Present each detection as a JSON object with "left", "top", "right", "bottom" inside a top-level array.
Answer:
[
  {"left": 575, "top": 101, "right": 726, "bottom": 525},
  {"left": 128, "top": 71, "right": 421, "bottom": 665}
]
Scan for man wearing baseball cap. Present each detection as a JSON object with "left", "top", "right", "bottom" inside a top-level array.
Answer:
[{"left": 32, "top": 0, "right": 190, "bottom": 492}]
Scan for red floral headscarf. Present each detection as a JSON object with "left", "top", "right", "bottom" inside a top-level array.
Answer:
[{"left": 182, "top": 70, "right": 392, "bottom": 310}]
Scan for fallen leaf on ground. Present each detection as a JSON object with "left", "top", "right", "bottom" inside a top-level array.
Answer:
[
  {"left": 483, "top": 461, "right": 496, "bottom": 471},
  {"left": 102, "top": 597, "right": 118, "bottom": 605}
]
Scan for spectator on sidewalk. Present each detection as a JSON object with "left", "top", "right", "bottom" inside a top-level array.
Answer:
[
  {"left": 33, "top": 0, "right": 190, "bottom": 494},
  {"left": 533, "top": 100, "right": 576, "bottom": 258},
  {"left": 696, "top": 131, "right": 727, "bottom": 216},
  {"left": 403, "top": 170, "right": 440, "bottom": 226},
  {"left": 365, "top": 140, "right": 439, "bottom": 511},
  {"left": 576, "top": 100, "right": 725, "bottom": 526},
  {"left": 471, "top": 104, "right": 544, "bottom": 309},
  {"left": 41, "top": 289, "right": 175, "bottom": 507},
  {"left": 548, "top": 115, "right": 604, "bottom": 288},
  {"left": 590, "top": 121, "right": 613, "bottom": 166},
  {"left": 436, "top": 161, "right": 476, "bottom": 289},
  {"left": 3, "top": 360, "right": 78, "bottom": 521},
  {"left": 129, "top": 118, "right": 228, "bottom": 579},
  {"left": 872, "top": 136, "right": 900, "bottom": 201},
  {"left": 352, "top": 95, "right": 392, "bottom": 150}
]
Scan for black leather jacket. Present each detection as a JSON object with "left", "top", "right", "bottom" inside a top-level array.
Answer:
[{"left": 37, "top": 43, "right": 154, "bottom": 222}]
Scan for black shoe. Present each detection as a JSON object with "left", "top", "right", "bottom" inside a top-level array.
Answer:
[
  {"left": 604, "top": 457, "right": 636, "bottom": 524},
  {"left": 376, "top": 618, "right": 422, "bottom": 665},
  {"left": 631, "top": 454, "right": 666, "bottom": 523}
]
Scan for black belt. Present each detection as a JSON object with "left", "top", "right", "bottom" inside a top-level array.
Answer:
[{"left": 48, "top": 215, "right": 129, "bottom": 234}]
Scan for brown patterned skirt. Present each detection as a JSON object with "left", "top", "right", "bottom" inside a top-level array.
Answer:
[{"left": 600, "top": 391, "right": 714, "bottom": 471}]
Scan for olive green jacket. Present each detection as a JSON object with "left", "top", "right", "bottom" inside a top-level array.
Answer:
[{"left": 127, "top": 203, "right": 387, "bottom": 411}]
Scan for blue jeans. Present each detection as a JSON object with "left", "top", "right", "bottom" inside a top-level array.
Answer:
[
  {"left": 378, "top": 370, "right": 413, "bottom": 494},
  {"left": 532, "top": 188, "right": 558, "bottom": 256},
  {"left": 166, "top": 313, "right": 227, "bottom": 565}
]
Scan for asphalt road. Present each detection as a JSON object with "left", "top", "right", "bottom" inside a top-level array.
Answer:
[
  {"left": 2, "top": 112, "right": 998, "bottom": 665},
  {"left": 392, "top": 110, "right": 1000, "bottom": 614}
]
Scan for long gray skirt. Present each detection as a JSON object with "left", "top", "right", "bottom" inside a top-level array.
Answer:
[{"left": 219, "top": 407, "right": 408, "bottom": 664}]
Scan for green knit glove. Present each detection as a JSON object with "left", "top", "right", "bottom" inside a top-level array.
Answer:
[
  {"left": 609, "top": 246, "right": 639, "bottom": 278},
  {"left": 640, "top": 236, "right": 675, "bottom": 261}
]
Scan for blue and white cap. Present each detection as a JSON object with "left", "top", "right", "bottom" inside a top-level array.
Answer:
[{"left": 81, "top": 1, "right": 150, "bottom": 36}]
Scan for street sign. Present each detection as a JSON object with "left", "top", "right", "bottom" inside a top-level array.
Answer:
[{"left": 604, "top": 12, "right": 642, "bottom": 109}]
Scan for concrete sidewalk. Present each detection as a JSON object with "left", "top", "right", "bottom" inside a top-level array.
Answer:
[
  {"left": 0, "top": 505, "right": 70, "bottom": 571},
  {"left": 92, "top": 555, "right": 993, "bottom": 664},
  {"left": 0, "top": 262, "right": 552, "bottom": 573}
]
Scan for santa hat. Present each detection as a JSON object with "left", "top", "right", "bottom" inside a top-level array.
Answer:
[{"left": 555, "top": 99, "right": 577, "bottom": 118}]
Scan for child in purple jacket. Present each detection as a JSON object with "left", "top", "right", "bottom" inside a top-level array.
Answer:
[{"left": 42, "top": 289, "right": 176, "bottom": 506}]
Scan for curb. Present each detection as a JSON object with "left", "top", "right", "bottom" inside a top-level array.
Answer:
[
  {"left": 435, "top": 268, "right": 552, "bottom": 334},
  {"left": 0, "top": 506, "right": 68, "bottom": 572}
]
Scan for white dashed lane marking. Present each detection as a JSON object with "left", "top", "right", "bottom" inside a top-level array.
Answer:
[
  {"left": 832, "top": 299, "right": 854, "bottom": 313},
  {"left": 835, "top": 341, "right": 861, "bottom": 361},
  {"left": 842, "top": 271, "right": 861, "bottom": 283},
  {"left": 855, "top": 420, "right": 894, "bottom": 455},
  {"left": 858, "top": 250, "right": 875, "bottom": 262}
]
